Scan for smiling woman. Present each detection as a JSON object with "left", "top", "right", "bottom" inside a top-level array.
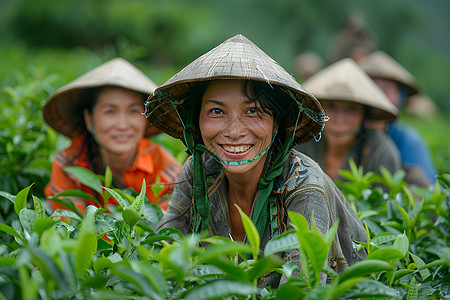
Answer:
[
  {"left": 145, "top": 34, "right": 368, "bottom": 288},
  {"left": 43, "top": 58, "right": 181, "bottom": 212}
]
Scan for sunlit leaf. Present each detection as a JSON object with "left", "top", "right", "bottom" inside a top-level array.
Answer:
[
  {"left": 132, "top": 179, "right": 146, "bottom": 214},
  {"left": 235, "top": 204, "right": 260, "bottom": 259},
  {"left": 14, "top": 183, "right": 33, "bottom": 216}
]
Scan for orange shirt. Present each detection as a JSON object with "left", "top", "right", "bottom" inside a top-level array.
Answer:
[{"left": 45, "top": 136, "right": 181, "bottom": 212}]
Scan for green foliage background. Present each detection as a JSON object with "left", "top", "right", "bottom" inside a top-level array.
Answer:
[{"left": 0, "top": 0, "right": 449, "bottom": 195}]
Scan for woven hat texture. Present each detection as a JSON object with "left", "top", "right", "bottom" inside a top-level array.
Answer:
[
  {"left": 145, "top": 34, "right": 324, "bottom": 145},
  {"left": 303, "top": 58, "right": 398, "bottom": 120},
  {"left": 44, "top": 57, "right": 158, "bottom": 138},
  {"left": 359, "top": 51, "right": 419, "bottom": 97}
]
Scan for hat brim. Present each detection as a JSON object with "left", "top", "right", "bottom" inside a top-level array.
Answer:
[{"left": 145, "top": 35, "right": 324, "bottom": 145}]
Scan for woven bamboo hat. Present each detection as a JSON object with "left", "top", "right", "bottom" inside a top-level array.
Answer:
[
  {"left": 145, "top": 34, "right": 324, "bottom": 145},
  {"left": 43, "top": 57, "right": 159, "bottom": 138},
  {"left": 359, "top": 51, "right": 419, "bottom": 97},
  {"left": 302, "top": 58, "right": 398, "bottom": 120}
]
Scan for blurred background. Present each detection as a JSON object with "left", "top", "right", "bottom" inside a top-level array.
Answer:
[{"left": 0, "top": 0, "right": 449, "bottom": 196}]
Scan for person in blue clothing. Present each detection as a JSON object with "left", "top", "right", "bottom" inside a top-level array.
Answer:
[{"left": 359, "top": 51, "right": 437, "bottom": 186}]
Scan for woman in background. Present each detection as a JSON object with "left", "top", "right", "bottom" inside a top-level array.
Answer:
[
  {"left": 296, "top": 58, "right": 401, "bottom": 181},
  {"left": 44, "top": 57, "right": 181, "bottom": 212}
]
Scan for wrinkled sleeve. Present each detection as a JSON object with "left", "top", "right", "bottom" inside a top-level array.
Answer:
[
  {"left": 278, "top": 154, "right": 367, "bottom": 286},
  {"left": 157, "top": 159, "right": 194, "bottom": 235}
]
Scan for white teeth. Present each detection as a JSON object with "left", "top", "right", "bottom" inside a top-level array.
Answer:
[{"left": 222, "top": 145, "right": 252, "bottom": 154}]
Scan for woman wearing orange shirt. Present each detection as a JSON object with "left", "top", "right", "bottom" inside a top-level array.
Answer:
[{"left": 43, "top": 57, "right": 181, "bottom": 212}]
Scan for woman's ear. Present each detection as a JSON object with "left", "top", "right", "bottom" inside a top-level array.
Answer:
[{"left": 83, "top": 109, "right": 92, "bottom": 132}]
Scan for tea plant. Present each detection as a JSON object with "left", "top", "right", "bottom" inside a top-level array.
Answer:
[{"left": 0, "top": 168, "right": 448, "bottom": 299}]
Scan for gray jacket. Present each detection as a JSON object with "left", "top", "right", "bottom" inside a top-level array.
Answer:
[{"left": 158, "top": 149, "right": 367, "bottom": 287}]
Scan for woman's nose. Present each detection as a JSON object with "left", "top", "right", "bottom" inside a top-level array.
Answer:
[
  {"left": 223, "top": 116, "right": 245, "bottom": 138},
  {"left": 116, "top": 112, "right": 129, "bottom": 128}
]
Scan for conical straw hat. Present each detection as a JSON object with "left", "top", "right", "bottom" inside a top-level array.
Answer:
[
  {"left": 43, "top": 57, "right": 159, "bottom": 138},
  {"left": 359, "top": 51, "right": 419, "bottom": 96},
  {"left": 302, "top": 58, "right": 398, "bottom": 120},
  {"left": 145, "top": 34, "right": 324, "bottom": 145}
]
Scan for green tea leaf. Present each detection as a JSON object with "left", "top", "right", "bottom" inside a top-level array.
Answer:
[
  {"left": 75, "top": 214, "right": 97, "bottom": 275},
  {"left": 197, "top": 243, "right": 253, "bottom": 264},
  {"left": 288, "top": 211, "right": 309, "bottom": 233},
  {"left": 93, "top": 256, "right": 113, "bottom": 275},
  {"left": 52, "top": 189, "right": 99, "bottom": 202},
  {"left": 151, "top": 176, "right": 164, "bottom": 198},
  {"left": 235, "top": 204, "right": 260, "bottom": 259},
  {"left": 19, "top": 208, "right": 39, "bottom": 236},
  {"left": 247, "top": 255, "right": 284, "bottom": 282},
  {"left": 264, "top": 230, "right": 299, "bottom": 256},
  {"left": 185, "top": 279, "right": 256, "bottom": 300},
  {"left": 341, "top": 279, "right": 399, "bottom": 299},
  {"left": 410, "top": 253, "right": 431, "bottom": 280},
  {"left": 33, "top": 218, "right": 58, "bottom": 236},
  {"left": 32, "top": 195, "right": 45, "bottom": 218},
  {"left": 136, "top": 261, "right": 169, "bottom": 296},
  {"left": 14, "top": 183, "right": 33, "bottom": 216},
  {"left": 40, "top": 228, "right": 63, "bottom": 257},
  {"left": 102, "top": 187, "right": 128, "bottom": 209},
  {"left": 395, "top": 203, "right": 411, "bottom": 231},
  {"left": 392, "top": 232, "right": 409, "bottom": 257},
  {"left": 65, "top": 166, "right": 103, "bottom": 194},
  {"left": 0, "top": 223, "right": 22, "bottom": 240},
  {"left": 104, "top": 166, "right": 112, "bottom": 188},
  {"left": 407, "top": 276, "right": 418, "bottom": 300},
  {"left": 339, "top": 260, "right": 393, "bottom": 283},
  {"left": 0, "top": 191, "right": 15, "bottom": 203},
  {"left": 365, "top": 248, "right": 404, "bottom": 262},
  {"left": 111, "top": 264, "right": 164, "bottom": 299},
  {"left": 132, "top": 179, "right": 146, "bottom": 214},
  {"left": 122, "top": 208, "right": 144, "bottom": 229}
]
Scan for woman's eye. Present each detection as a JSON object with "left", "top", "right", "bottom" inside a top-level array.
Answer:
[
  {"left": 211, "top": 108, "right": 223, "bottom": 114},
  {"left": 247, "top": 107, "right": 258, "bottom": 114}
]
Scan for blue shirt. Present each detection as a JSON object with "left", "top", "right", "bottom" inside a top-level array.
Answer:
[{"left": 389, "top": 122, "right": 437, "bottom": 182}]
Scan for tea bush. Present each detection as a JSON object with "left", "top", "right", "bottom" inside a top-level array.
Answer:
[
  {"left": 0, "top": 165, "right": 448, "bottom": 299},
  {"left": 0, "top": 65, "right": 448, "bottom": 299}
]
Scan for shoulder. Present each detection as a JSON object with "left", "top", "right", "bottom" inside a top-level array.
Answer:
[
  {"left": 389, "top": 122, "right": 427, "bottom": 148},
  {"left": 276, "top": 149, "right": 328, "bottom": 197},
  {"left": 365, "top": 130, "right": 399, "bottom": 153}
]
